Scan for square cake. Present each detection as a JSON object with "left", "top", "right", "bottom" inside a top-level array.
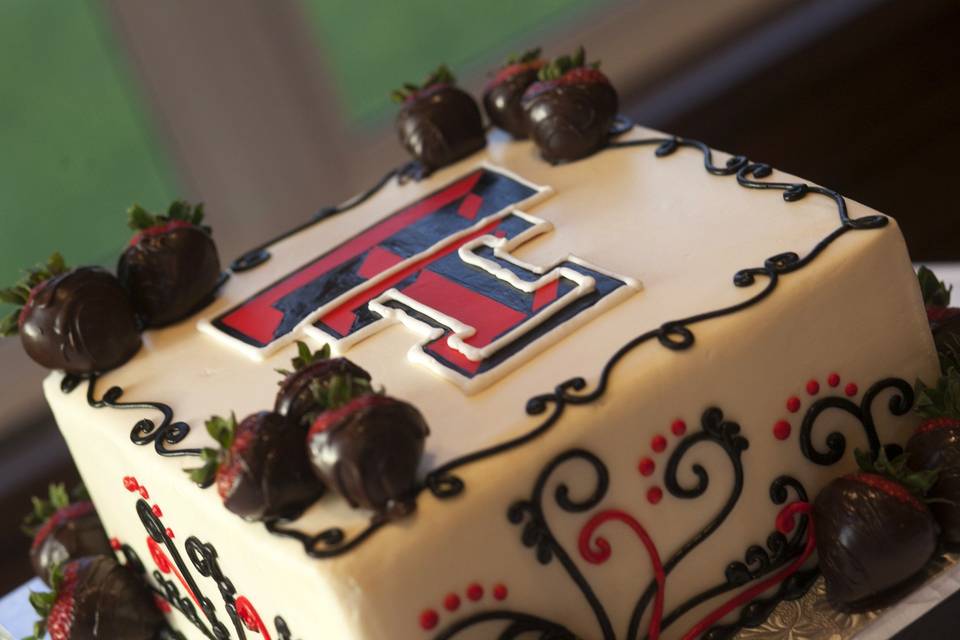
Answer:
[{"left": 39, "top": 124, "right": 940, "bottom": 639}]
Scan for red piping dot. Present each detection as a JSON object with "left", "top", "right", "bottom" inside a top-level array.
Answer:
[
  {"left": 466, "top": 583, "right": 483, "bottom": 601},
  {"left": 647, "top": 487, "right": 663, "bottom": 504},
  {"left": 651, "top": 435, "right": 667, "bottom": 453},
  {"left": 786, "top": 397, "right": 801, "bottom": 413},
  {"left": 152, "top": 505, "right": 163, "bottom": 518},
  {"left": 443, "top": 593, "right": 460, "bottom": 612},
  {"left": 110, "top": 538, "right": 121, "bottom": 551},
  {"left": 154, "top": 595, "right": 172, "bottom": 614},
  {"left": 419, "top": 610, "right": 439, "bottom": 630},
  {"left": 165, "top": 528, "right": 175, "bottom": 539},
  {"left": 773, "top": 420, "right": 791, "bottom": 440},
  {"left": 493, "top": 584, "right": 508, "bottom": 601},
  {"left": 123, "top": 477, "right": 139, "bottom": 492},
  {"left": 139, "top": 486, "right": 150, "bottom": 499},
  {"left": 828, "top": 373, "right": 841, "bottom": 387},
  {"left": 845, "top": 383, "right": 858, "bottom": 397},
  {"left": 638, "top": 457, "right": 655, "bottom": 477},
  {"left": 806, "top": 380, "right": 820, "bottom": 395},
  {"left": 671, "top": 419, "right": 687, "bottom": 436}
]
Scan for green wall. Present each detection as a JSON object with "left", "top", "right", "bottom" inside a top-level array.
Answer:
[
  {"left": 0, "top": 0, "right": 176, "bottom": 298},
  {"left": 304, "top": 0, "right": 609, "bottom": 126}
]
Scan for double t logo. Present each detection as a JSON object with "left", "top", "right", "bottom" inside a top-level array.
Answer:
[{"left": 202, "top": 166, "right": 638, "bottom": 393}]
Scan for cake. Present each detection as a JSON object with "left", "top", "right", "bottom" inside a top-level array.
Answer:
[{"left": 11, "top": 52, "right": 946, "bottom": 640}]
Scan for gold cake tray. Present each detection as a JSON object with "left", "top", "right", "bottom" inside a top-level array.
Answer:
[{"left": 736, "top": 552, "right": 959, "bottom": 639}]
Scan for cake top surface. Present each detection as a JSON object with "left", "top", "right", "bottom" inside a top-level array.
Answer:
[{"left": 45, "top": 125, "right": 891, "bottom": 532}]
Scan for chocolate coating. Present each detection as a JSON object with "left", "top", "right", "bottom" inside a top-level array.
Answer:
[
  {"left": 908, "top": 424, "right": 960, "bottom": 544},
  {"left": 483, "top": 68, "right": 540, "bottom": 138},
  {"left": 68, "top": 556, "right": 164, "bottom": 640},
  {"left": 396, "top": 85, "right": 486, "bottom": 171},
  {"left": 221, "top": 411, "right": 324, "bottom": 521},
  {"left": 814, "top": 475, "right": 938, "bottom": 608},
  {"left": 19, "top": 268, "right": 141, "bottom": 374},
  {"left": 31, "top": 502, "right": 112, "bottom": 585},
  {"left": 932, "top": 312, "right": 960, "bottom": 354},
  {"left": 274, "top": 358, "right": 371, "bottom": 426},
  {"left": 118, "top": 226, "right": 221, "bottom": 327},
  {"left": 308, "top": 395, "right": 429, "bottom": 520},
  {"left": 522, "top": 82, "right": 619, "bottom": 164}
]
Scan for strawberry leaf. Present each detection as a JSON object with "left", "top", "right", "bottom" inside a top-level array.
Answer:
[
  {"left": 391, "top": 65, "right": 456, "bottom": 102},
  {"left": 0, "top": 310, "right": 19, "bottom": 338},
  {"left": 856, "top": 447, "right": 940, "bottom": 497},
  {"left": 296, "top": 341, "right": 313, "bottom": 366},
  {"left": 2, "top": 252, "right": 71, "bottom": 338},
  {"left": 21, "top": 483, "right": 77, "bottom": 537},
  {"left": 185, "top": 459, "right": 219, "bottom": 486},
  {"left": 128, "top": 200, "right": 208, "bottom": 232},
  {"left": 918, "top": 266, "right": 952, "bottom": 307},
  {"left": 166, "top": 200, "right": 190, "bottom": 221},
  {"left": 128, "top": 204, "right": 154, "bottom": 229},
  {"left": 188, "top": 413, "right": 237, "bottom": 485},
  {"left": 940, "top": 334, "right": 960, "bottom": 374},
  {"left": 280, "top": 341, "right": 331, "bottom": 379},
  {"left": 27, "top": 562, "right": 65, "bottom": 639},
  {"left": 506, "top": 47, "right": 542, "bottom": 66},
  {"left": 205, "top": 413, "right": 237, "bottom": 449},
  {"left": 297, "top": 374, "right": 374, "bottom": 425},
  {"left": 28, "top": 591, "right": 54, "bottom": 616},
  {"left": 916, "top": 368, "right": 960, "bottom": 420},
  {"left": 538, "top": 46, "right": 591, "bottom": 81},
  {"left": 49, "top": 563, "right": 64, "bottom": 592},
  {"left": 49, "top": 483, "right": 70, "bottom": 510},
  {"left": 0, "top": 286, "right": 27, "bottom": 305},
  {"left": 71, "top": 483, "right": 89, "bottom": 502}
]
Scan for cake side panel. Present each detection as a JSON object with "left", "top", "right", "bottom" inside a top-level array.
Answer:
[
  {"left": 43, "top": 377, "right": 361, "bottom": 640},
  {"left": 341, "top": 222, "right": 938, "bottom": 640}
]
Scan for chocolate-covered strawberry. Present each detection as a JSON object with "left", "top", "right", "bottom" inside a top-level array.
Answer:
[
  {"left": 917, "top": 266, "right": 960, "bottom": 370},
  {"left": 918, "top": 265, "right": 958, "bottom": 329},
  {"left": 118, "top": 200, "right": 221, "bottom": 327},
  {"left": 0, "top": 253, "right": 141, "bottom": 374},
  {"left": 483, "top": 48, "right": 544, "bottom": 138},
  {"left": 23, "top": 483, "right": 112, "bottom": 585},
  {"left": 814, "top": 449, "right": 939, "bottom": 609},
  {"left": 308, "top": 394, "right": 429, "bottom": 520},
  {"left": 908, "top": 369, "right": 960, "bottom": 544},
  {"left": 393, "top": 65, "right": 486, "bottom": 172},
  {"left": 521, "top": 47, "right": 619, "bottom": 164},
  {"left": 186, "top": 411, "right": 324, "bottom": 520},
  {"left": 274, "top": 341, "right": 371, "bottom": 427},
  {"left": 26, "top": 557, "right": 164, "bottom": 640}
]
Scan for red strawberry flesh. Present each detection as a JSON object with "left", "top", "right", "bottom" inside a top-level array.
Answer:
[
  {"left": 308, "top": 394, "right": 393, "bottom": 438},
  {"left": 216, "top": 426, "right": 258, "bottom": 500},
  {"left": 31, "top": 502, "right": 96, "bottom": 551},
  {"left": 849, "top": 472, "right": 924, "bottom": 511},
  {"left": 18, "top": 277, "right": 54, "bottom": 328},
  {"left": 128, "top": 219, "right": 194, "bottom": 247},
  {"left": 916, "top": 416, "right": 960, "bottom": 435},
  {"left": 558, "top": 67, "right": 610, "bottom": 86},
  {"left": 487, "top": 60, "right": 544, "bottom": 91},
  {"left": 523, "top": 67, "right": 611, "bottom": 102},
  {"left": 403, "top": 83, "right": 452, "bottom": 105}
]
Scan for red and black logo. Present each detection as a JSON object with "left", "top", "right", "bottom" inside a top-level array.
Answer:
[{"left": 204, "top": 167, "right": 637, "bottom": 393}]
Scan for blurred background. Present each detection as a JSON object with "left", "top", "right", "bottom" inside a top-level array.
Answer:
[{"left": 0, "top": 0, "right": 958, "bottom": 590}]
